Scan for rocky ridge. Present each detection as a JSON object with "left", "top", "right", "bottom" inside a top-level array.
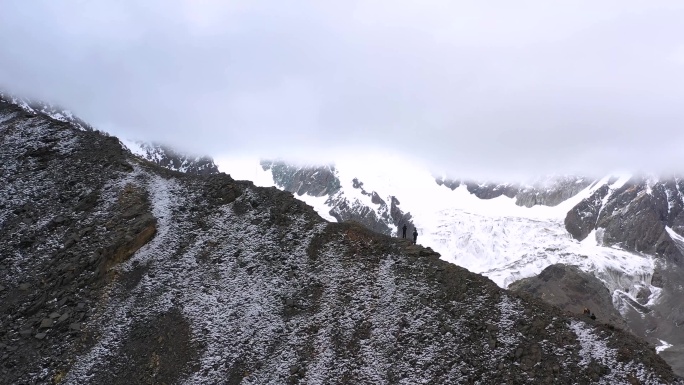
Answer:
[{"left": 1, "top": 99, "right": 681, "bottom": 383}]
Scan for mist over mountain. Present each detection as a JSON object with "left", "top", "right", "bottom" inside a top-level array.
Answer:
[
  {"left": 2, "top": 1, "right": 684, "bottom": 179},
  {"left": 3, "top": 83, "right": 683, "bottom": 384}
]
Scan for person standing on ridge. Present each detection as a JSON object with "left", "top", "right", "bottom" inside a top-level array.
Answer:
[
  {"left": 413, "top": 228, "right": 418, "bottom": 245},
  {"left": 402, "top": 224, "right": 407, "bottom": 239}
]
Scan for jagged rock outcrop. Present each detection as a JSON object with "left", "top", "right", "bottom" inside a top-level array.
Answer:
[
  {"left": 435, "top": 177, "right": 461, "bottom": 190},
  {"left": 436, "top": 177, "right": 518, "bottom": 200},
  {"left": 565, "top": 177, "right": 684, "bottom": 264},
  {"left": 509, "top": 264, "right": 628, "bottom": 330},
  {"left": 564, "top": 184, "right": 610, "bottom": 241},
  {"left": 1, "top": 98, "right": 681, "bottom": 384}
]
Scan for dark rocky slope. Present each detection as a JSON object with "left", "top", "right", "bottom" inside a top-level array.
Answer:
[
  {"left": 1, "top": 100, "right": 682, "bottom": 384},
  {"left": 509, "top": 264, "right": 628, "bottom": 330}
]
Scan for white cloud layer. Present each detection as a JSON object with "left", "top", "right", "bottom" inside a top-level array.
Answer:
[{"left": 1, "top": 0, "right": 684, "bottom": 179}]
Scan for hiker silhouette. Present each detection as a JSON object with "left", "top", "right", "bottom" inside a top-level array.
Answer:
[
  {"left": 583, "top": 307, "right": 596, "bottom": 320},
  {"left": 413, "top": 228, "right": 418, "bottom": 244},
  {"left": 402, "top": 224, "right": 407, "bottom": 239}
]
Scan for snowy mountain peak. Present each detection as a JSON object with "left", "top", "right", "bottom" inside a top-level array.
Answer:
[{"left": 122, "top": 139, "right": 220, "bottom": 176}]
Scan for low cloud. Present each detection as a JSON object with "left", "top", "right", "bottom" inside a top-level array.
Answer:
[{"left": 1, "top": 0, "right": 684, "bottom": 179}]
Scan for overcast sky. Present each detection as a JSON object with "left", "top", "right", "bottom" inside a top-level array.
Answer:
[{"left": 1, "top": 1, "right": 684, "bottom": 179}]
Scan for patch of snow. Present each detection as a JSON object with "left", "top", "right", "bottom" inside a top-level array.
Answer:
[
  {"left": 647, "top": 177, "right": 659, "bottom": 195},
  {"left": 656, "top": 339, "right": 674, "bottom": 354},
  {"left": 570, "top": 320, "right": 663, "bottom": 384},
  {"left": 645, "top": 285, "right": 664, "bottom": 307},
  {"left": 334, "top": 166, "right": 380, "bottom": 218},
  {"left": 215, "top": 156, "right": 276, "bottom": 187},
  {"left": 294, "top": 193, "right": 336, "bottom": 222},
  {"left": 0, "top": 110, "right": 18, "bottom": 125},
  {"left": 495, "top": 295, "right": 523, "bottom": 348},
  {"left": 666, "top": 226, "right": 684, "bottom": 252},
  {"left": 121, "top": 139, "right": 147, "bottom": 158}
]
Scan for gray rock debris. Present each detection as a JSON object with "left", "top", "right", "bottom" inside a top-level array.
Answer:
[{"left": 39, "top": 319, "right": 53, "bottom": 329}]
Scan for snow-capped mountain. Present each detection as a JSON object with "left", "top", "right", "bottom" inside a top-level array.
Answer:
[
  {"left": 4, "top": 96, "right": 680, "bottom": 383},
  {"left": 223, "top": 155, "right": 684, "bottom": 376},
  {"left": 122, "top": 140, "right": 220, "bottom": 176},
  {"left": 0, "top": 92, "right": 93, "bottom": 131}
]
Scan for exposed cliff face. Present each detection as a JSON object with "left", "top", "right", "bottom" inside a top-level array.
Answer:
[
  {"left": 565, "top": 177, "right": 684, "bottom": 265},
  {"left": 1, "top": 99, "right": 680, "bottom": 384},
  {"left": 564, "top": 185, "right": 610, "bottom": 241}
]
